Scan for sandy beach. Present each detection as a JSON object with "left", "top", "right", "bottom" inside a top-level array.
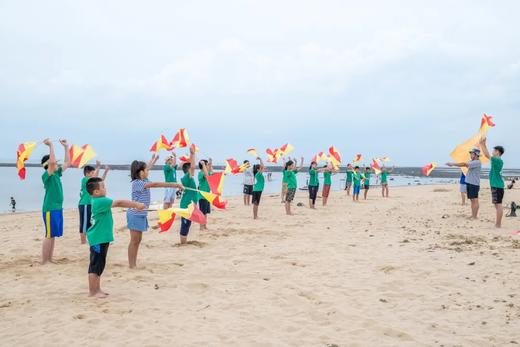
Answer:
[{"left": 1, "top": 184, "right": 519, "bottom": 346}]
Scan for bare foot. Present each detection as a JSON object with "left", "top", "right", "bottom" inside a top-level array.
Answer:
[
  {"left": 495, "top": 224, "right": 501, "bottom": 229},
  {"left": 89, "top": 292, "right": 108, "bottom": 298}
]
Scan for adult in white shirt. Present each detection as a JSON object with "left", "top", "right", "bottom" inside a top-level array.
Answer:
[{"left": 243, "top": 160, "right": 254, "bottom": 206}]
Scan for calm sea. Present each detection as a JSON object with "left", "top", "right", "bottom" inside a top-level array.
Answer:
[{"left": 1, "top": 167, "right": 456, "bottom": 213}]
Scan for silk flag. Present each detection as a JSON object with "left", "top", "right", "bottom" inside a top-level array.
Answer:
[
  {"left": 353, "top": 154, "right": 362, "bottom": 163},
  {"left": 207, "top": 172, "right": 225, "bottom": 195},
  {"left": 450, "top": 114, "right": 495, "bottom": 174},
  {"left": 158, "top": 209, "right": 176, "bottom": 233},
  {"left": 279, "top": 143, "right": 294, "bottom": 156},
  {"left": 70, "top": 144, "right": 97, "bottom": 168},
  {"left": 199, "top": 190, "right": 228, "bottom": 209},
  {"left": 16, "top": 142, "right": 37, "bottom": 180},
  {"left": 247, "top": 148, "right": 258, "bottom": 158},
  {"left": 422, "top": 162, "right": 437, "bottom": 176},
  {"left": 157, "top": 202, "right": 207, "bottom": 232},
  {"left": 171, "top": 129, "right": 190, "bottom": 148},
  {"left": 179, "top": 155, "right": 190, "bottom": 162},
  {"left": 149, "top": 135, "right": 173, "bottom": 153},
  {"left": 328, "top": 146, "right": 341, "bottom": 168},
  {"left": 224, "top": 159, "right": 239, "bottom": 174},
  {"left": 371, "top": 159, "right": 382, "bottom": 175},
  {"left": 266, "top": 148, "right": 279, "bottom": 163}
]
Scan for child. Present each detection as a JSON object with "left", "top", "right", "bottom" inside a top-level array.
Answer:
[
  {"left": 459, "top": 172, "right": 467, "bottom": 205},
  {"left": 252, "top": 157, "right": 265, "bottom": 219},
  {"left": 352, "top": 166, "right": 363, "bottom": 202},
  {"left": 308, "top": 162, "right": 326, "bottom": 209},
  {"left": 163, "top": 154, "right": 178, "bottom": 209},
  {"left": 179, "top": 145, "right": 198, "bottom": 244},
  {"left": 344, "top": 164, "right": 353, "bottom": 195},
  {"left": 479, "top": 137, "right": 505, "bottom": 228},
  {"left": 284, "top": 157, "right": 304, "bottom": 215},
  {"left": 198, "top": 158, "right": 213, "bottom": 230},
  {"left": 127, "top": 154, "right": 183, "bottom": 268},
  {"left": 243, "top": 160, "right": 254, "bottom": 206},
  {"left": 41, "top": 138, "right": 71, "bottom": 265},
  {"left": 380, "top": 166, "right": 393, "bottom": 198},
  {"left": 281, "top": 158, "right": 289, "bottom": 203},
  {"left": 86, "top": 177, "right": 144, "bottom": 298},
  {"left": 363, "top": 166, "right": 372, "bottom": 200},
  {"left": 10, "top": 197, "right": 16, "bottom": 212},
  {"left": 79, "top": 161, "right": 109, "bottom": 244},
  {"left": 322, "top": 164, "right": 336, "bottom": 206}
]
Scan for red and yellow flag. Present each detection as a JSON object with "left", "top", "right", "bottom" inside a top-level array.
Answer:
[
  {"left": 247, "top": 148, "right": 258, "bottom": 158},
  {"left": 371, "top": 159, "right": 382, "bottom": 175},
  {"left": 149, "top": 135, "right": 173, "bottom": 153},
  {"left": 199, "top": 190, "right": 227, "bottom": 209},
  {"left": 207, "top": 172, "right": 225, "bottom": 195},
  {"left": 179, "top": 154, "right": 190, "bottom": 162},
  {"left": 16, "top": 142, "right": 37, "bottom": 180},
  {"left": 171, "top": 129, "right": 190, "bottom": 149},
  {"left": 224, "top": 159, "right": 248, "bottom": 174},
  {"left": 266, "top": 148, "right": 279, "bottom": 163},
  {"left": 422, "top": 162, "right": 437, "bottom": 176},
  {"left": 157, "top": 202, "right": 207, "bottom": 232},
  {"left": 353, "top": 154, "right": 362, "bottom": 163},
  {"left": 70, "top": 144, "right": 97, "bottom": 168},
  {"left": 450, "top": 114, "right": 495, "bottom": 174},
  {"left": 158, "top": 209, "right": 176, "bottom": 233},
  {"left": 279, "top": 143, "right": 294, "bottom": 156},
  {"left": 328, "top": 146, "right": 341, "bottom": 167}
]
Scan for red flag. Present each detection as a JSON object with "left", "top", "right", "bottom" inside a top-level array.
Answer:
[
  {"left": 422, "top": 162, "right": 437, "bottom": 176},
  {"left": 171, "top": 129, "right": 190, "bottom": 148},
  {"left": 207, "top": 172, "right": 225, "bottom": 195},
  {"left": 150, "top": 135, "right": 173, "bottom": 153}
]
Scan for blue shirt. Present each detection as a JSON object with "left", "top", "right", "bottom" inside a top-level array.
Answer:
[
  {"left": 128, "top": 179, "right": 150, "bottom": 216},
  {"left": 459, "top": 173, "right": 466, "bottom": 185}
]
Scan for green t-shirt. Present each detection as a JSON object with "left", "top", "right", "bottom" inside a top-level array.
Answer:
[
  {"left": 87, "top": 196, "right": 114, "bottom": 246},
  {"left": 352, "top": 172, "right": 362, "bottom": 187},
  {"left": 286, "top": 170, "right": 298, "bottom": 189},
  {"left": 282, "top": 170, "right": 289, "bottom": 184},
  {"left": 42, "top": 167, "right": 63, "bottom": 212},
  {"left": 346, "top": 170, "right": 353, "bottom": 183},
  {"left": 163, "top": 164, "right": 177, "bottom": 183},
  {"left": 79, "top": 176, "right": 92, "bottom": 206},
  {"left": 197, "top": 171, "right": 212, "bottom": 200},
  {"left": 364, "top": 172, "right": 371, "bottom": 186},
  {"left": 323, "top": 171, "right": 332, "bottom": 185},
  {"left": 309, "top": 169, "right": 319, "bottom": 186},
  {"left": 180, "top": 173, "right": 197, "bottom": 208},
  {"left": 381, "top": 171, "right": 388, "bottom": 184},
  {"left": 253, "top": 171, "right": 265, "bottom": 192},
  {"left": 489, "top": 156, "right": 504, "bottom": 188}
]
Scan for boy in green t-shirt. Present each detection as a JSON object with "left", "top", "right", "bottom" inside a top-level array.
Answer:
[
  {"left": 479, "top": 137, "right": 505, "bottom": 228},
  {"left": 78, "top": 161, "right": 109, "bottom": 244},
  {"left": 163, "top": 154, "right": 178, "bottom": 209},
  {"left": 344, "top": 164, "right": 354, "bottom": 196},
  {"left": 284, "top": 157, "right": 304, "bottom": 215},
  {"left": 86, "top": 177, "right": 144, "bottom": 298},
  {"left": 179, "top": 145, "right": 198, "bottom": 244},
  {"left": 363, "top": 166, "right": 372, "bottom": 200},
  {"left": 41, "top": 138, "right": 71, "bottom": 265},
  {"left": 380, "top": 166, "right": 393, "bottom": 198},
  {"left": 198, "top": 158, "right": 213, "bottom": 231},
  {"left": 252, "top": 157, "right": 265, "bottom": 219},
  {"left": 352, "top": 166, "right": 363, "bottom": 202}
]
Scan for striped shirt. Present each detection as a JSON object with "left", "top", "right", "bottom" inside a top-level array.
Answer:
[{"left": 128, "top": 179, "right": 150, "bottom": 216}]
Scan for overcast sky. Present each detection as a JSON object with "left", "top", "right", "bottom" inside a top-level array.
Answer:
[{"left": 1, "top": 0, "right": 519, "bottom": 166}]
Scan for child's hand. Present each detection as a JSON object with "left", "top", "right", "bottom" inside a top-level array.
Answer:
[
  {"left": 59, "top": 139, "right": 68, "bottom": 147},
  {"left": 479, "top": 137, "right": 487, "bottom": 145},
  {"left": 96, "top": 160, "right": 101, "bottom": 167},
  {"left": 43, "top": 138, "right": 52, "bottom": 146},
  {"left": 104, "top": 165, "right": 110, "bottom": 171},
  {"left": 446, "top": 163, "right": 452, "bottom": 167},
  {"left": 135, "top": 202, "right": 146, "bottom": 210},
  {"left": 189, "top": 145, "right": 196, "bottom": 155}
]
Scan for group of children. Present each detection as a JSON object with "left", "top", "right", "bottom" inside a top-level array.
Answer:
[{"left": 36, "top": 137, "right": 506, "bottom": 298}]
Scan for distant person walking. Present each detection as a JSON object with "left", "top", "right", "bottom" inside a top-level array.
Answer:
[
  {"left": 10, "top": 197, "right": 16, "bottom": 212},
  {"left": 447, "top": 148, "right": 482, "bottom": 219}
]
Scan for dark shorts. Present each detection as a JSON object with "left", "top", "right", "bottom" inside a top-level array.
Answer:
[
  {"left": 79, "top": 204, "right": 92, "bottom": 233},
  {"left": 322, "top": 184, "right": 331, "bottom": 198},
  {"left": 491, "top": 187, "right": 504, "bottom": 204},
  {"left": 180, "top": 217, "right": 192, "bottom": 236},
  {"left": 43, "top": 209, "right": 64, "bottom": 239},
  {"left": 89, "top": 243, "right": 109, "bottom": 276},
  {"left": 466, "top": 183, "right": 480, "bottom": 200},
  {"left": 286, "top": 188, "right": 296, "bottom": 202},
  {"left": 252, "top": 191, "right": 262, "bottom": 205},
  {"left": 309, "top": 185, "right": 318, "bottom": 201},
  {"left": 364, "top": 185, "right": 370, "bottom": 190},
  {"left": 243, "top": 184, "right": 253, "bottom": 195},
  {"left": 345, "top": 181, "right": 352, "bottom": 189},
  {"left": 199, "top": 199, "right": 211, "bottom": 215}
]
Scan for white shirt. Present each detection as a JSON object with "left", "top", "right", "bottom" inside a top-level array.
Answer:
[{"left": 243, "top": 168, "right": 254, "bottom": 185}]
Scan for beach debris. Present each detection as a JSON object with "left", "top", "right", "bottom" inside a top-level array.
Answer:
[
  {"left": 468, "top": 262, "right": 476, "bottom": 266},
  {"left": 154, "top": 284, "right": 159, "bottom": 290},
  {"left": 297, "top": 202, "right": 304, "bottom": 207},
  {"left": 379, "top": 298, "right": 388, "bottom": 303}
]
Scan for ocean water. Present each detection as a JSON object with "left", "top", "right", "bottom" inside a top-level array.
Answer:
[{"left": 1, "top": 167, "right": 456, "bottom": 213}]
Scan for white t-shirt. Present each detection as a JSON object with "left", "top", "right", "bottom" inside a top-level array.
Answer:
[{"left": 243, "top": 168, "right": 254, "bottom": 185}]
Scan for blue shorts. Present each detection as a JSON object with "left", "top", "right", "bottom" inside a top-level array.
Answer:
[
  {"left": 353, "top": 185, "right": 361, "bottom": 195},
  {"left": 126, "top": 212, "right": 149, "bottom": 232},
  {"left": 42, "top": 210, "right": 63, "bottom": 239},
  {"left": 79, "top": 204, "right": 92, "bottom": 233},
  {"left": 180, "top": 217, "right": 192, "bottom": 236},
  {"left": 164, "top": 188, "right": 177, "bottom": 203}
]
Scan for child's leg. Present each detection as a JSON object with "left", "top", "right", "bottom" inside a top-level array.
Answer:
[
  {"left": 41, "top": 238, "right": 52, "bottom": 264},
  {"left": 49, "top": 237, "right": 56, "bottom": 262},
  {"left": 128, "top": 230, "right": 142, "bottom": 268},
  {"left": 364, "top": 187, "right": 368, "bottom": 200},
  {"left": 285, "top": 201, "right": 292, "bottom": 215},
  {"left": 180, "top": 218, "right": 191, "bottom": 244},
  {"left": 253, "top": 204, "right": 259, "bottom": 219},
  {"left": 470, "top": 198, "right": 479, "bottom": 219},
  {"left": 495, "top": 203, "right": 503, "bottom": 228},
  {"left": 385, "top": 185, "right": 389, "bottom": 197},
  {"left": 88, "top": 274, "right": 101, "bottom": 296}
]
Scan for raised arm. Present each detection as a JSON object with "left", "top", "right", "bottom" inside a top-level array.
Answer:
[
  {"left": 189, "top": 143, "right": 196, "bottom": 177},
  {"left": 479, "top": 137, "right": 491, "bottom": 160},
  {"left": 43, "top": 138, "right": 58, "bottom": 175},
  {"left": 101, "top": 165, "right": 110, "bottom": 180},
  {"left": 258, "top": 157, "right": 265, "bottom": 169},
  {"left": 297, "top": 157, "right": 304, "bottom": 170},
  {"left": 200, "top": 160, "right": 209, "bottom": 177},
  {"left": 94, "top": 160, "right": 102, "bottom": 177},
  {"left": 171, "top": 153, "right": 177, "bottom": 167},
  {"left": 60, "top": 139, "right": 71, "bottom": 171},
  {"left": 147, "top": 154, "right": 159, "bottom": 170}
]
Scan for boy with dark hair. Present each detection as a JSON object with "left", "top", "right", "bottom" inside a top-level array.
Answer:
[
  {"left": 363, "top": 166, "right": 372, "bottom": 200},
  {"left": 78, "top": 161, "right": 109, "bottom": 244},
  {"left": 344, "top": 164, "right": 354, "bottom": 195},
  {"left": 179, "top": 145, "right": 198, "bottom": 244},
  {"left": 352, "top": 166, "right": 362, "bottom": 202},
  {"left": 86, "top": 177, "right": 144, "bottom": 298},
  {"left": 41, "top": 138, "right": 71, "bottom": 264},
  {"left": 163, "top": 154, "right": 178, "bottom": 209},
  {"left": 198, "top": 158, "right": 213, "bottom": 230},
  {"left": 479, "top": 137, "right": 505, "bottom": 228}
]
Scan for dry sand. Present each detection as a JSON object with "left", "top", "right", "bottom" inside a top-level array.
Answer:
[{"left": 1, "top": 184, "right": 519, "bottom": 346}]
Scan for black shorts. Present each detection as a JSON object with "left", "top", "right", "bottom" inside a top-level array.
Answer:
[
  {"left": 491, "top": 187, "right": 504, "bottom": 204},
  {"left": 243, "top": 184, "right": 253, "bottom": 195},
  {"left": 252, "top": 191, "right": 262, "bottom": 205},
  {"left": 199, "top": 199, "right": 211, "bottom": 215},
  {"left": 79, "top": 204, "right": 92, "bottom": 233},
  {"left": 88, "top": 243, "right": 109, "bottom": 276},
  {"left": 364, "top": 185, "right": 370, "bottom": 190},
  {"left": 309, "top": 185, "right": 318, "bottom": 201},
  {"left": 180, "top": 217, "right": 192, "bottom": 236},
  {"left": 466, "top": 183, "right": 480, "bottom": 200},
  {"left": 286, "top": 188, "right": 296, "bottom": 202}
]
